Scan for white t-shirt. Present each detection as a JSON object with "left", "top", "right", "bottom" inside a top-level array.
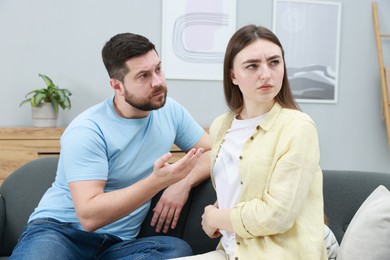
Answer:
[{"left": 213, "top": 113, "right": 267, "bottom": 255}]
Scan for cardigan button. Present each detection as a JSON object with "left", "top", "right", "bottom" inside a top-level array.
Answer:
[
  {"left": 250, "top": 136, "right": 254, "bottom": 140},
  {"left": 236, "top": 241, "right": 240, "bottom": 245},
  {"left": 239, "top": 156, "right": 243, "bottom": 160},
  {"left": 256, "top": 125, "right": 260, "bottom": 130}
]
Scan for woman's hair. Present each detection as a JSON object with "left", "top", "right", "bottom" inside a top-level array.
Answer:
[
  {"left": 102, "top": 33, "right": 156, "bottom": 82},
  {"left": 223, "top": 24, "right": 299, "bottom": 112}
]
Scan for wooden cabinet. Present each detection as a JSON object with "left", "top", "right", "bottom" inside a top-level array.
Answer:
[
  {"left": 0, "top": 128, "right": 205, "bottom": 185},
  {"left": 170, "top": 144, "right": 186, "bottom": 163},
  {"left": 0, "top": 128, "right": 65, "bottom": 184}
]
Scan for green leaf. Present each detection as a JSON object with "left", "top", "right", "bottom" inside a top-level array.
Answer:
[
  {"left": 57, "top": 90, "right": 65, "bottom": 102},
  {"left": 19, "top": 99, "right": 31, "bottom": 107},
  {"left": 51, "top": 98, "right": 59, "bottom": 113},
  {"left": 38, "top": 73, "right": 55, "bottom": 87},
  {"left": 31, "top": 92, "right": 46, "bottom": 106}
]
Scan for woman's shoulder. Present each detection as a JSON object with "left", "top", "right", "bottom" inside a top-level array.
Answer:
[
  {"left": 279, "top": 108, "right": 315, "bottom": 125},
  {"left": 209, "top": 111, "right": 235, "bottom": 136}
]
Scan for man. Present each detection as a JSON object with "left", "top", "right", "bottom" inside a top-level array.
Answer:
[{"left": 10, "top": 33, "right": 210, "bottom": 259}]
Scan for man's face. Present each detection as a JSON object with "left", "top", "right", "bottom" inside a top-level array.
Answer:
[{"left": 122, "top": 50, "right": 167, "bottom": 111}]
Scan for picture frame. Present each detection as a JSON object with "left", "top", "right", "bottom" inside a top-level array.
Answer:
[
  {"left": 273, "top": 0, "right": 342, "bottom": 103},
  {"left": 162, "top": 0, "right": 237, "bottom": 80}
]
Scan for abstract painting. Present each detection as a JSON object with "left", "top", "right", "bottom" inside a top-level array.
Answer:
[
  {"left": 162, "top": 0, "right": 236, "bottom": 80},
  {"left": 273, "top": 0, "right": 342, "bottom": 103}
]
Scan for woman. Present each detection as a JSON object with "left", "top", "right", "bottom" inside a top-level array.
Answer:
[{"left": 175, "top": 24, "right": 327, "bottom": 259}]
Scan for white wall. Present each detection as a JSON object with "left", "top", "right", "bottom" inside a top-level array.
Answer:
[{"left": 1, "top": 0, "right": 390, "bottom": 173}]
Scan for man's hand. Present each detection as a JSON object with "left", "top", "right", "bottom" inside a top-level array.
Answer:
[
  {"left": 150, "top": 149, "right": 212, "bottom": 233},
  {"left": 150, "top": 180, "right": 191, "bottom": 233},
  {"left": 151, "top": 147, "right": 204, "bottom": 187},
  {"left": 148, "top": 147, "right": 204, "bottom": 233}
]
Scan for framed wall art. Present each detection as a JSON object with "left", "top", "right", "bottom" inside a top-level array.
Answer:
[
  {"left": 162, "top": 0, "right": 237, "bottom": 80},
  {"left": 273, "top": 0, "right": 342, "bottom": 103}
]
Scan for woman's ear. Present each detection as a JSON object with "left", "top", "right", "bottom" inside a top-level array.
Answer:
[
  {"left": 110, "top": 78, "right": 124, "bottom": 95},
  {"left": 230, "top": 70, "right": 237, "bottom": 85}
]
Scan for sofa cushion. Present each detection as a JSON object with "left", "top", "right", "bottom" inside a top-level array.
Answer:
[
  {"left": 337, "top": 185, "right": 390, "bottom": 260},
  {"left": 323, "top": 170, "right": 390, "bottom": 243}
]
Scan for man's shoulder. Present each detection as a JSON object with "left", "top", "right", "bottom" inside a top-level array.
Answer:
[
  {"left": 63, "top": 99, "right": 111, "bottom": 136},
  {"left": 161, "top": 97, "right": 181, "bottom": 110}
]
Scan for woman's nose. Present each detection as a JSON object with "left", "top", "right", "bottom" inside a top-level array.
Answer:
[{"left": 259, "top": 65, "right": 271, "bottom": 81}]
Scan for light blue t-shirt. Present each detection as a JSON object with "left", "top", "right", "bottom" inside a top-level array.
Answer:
[{"left": 29, "top": 96, "right": 204, "bottom": 240}]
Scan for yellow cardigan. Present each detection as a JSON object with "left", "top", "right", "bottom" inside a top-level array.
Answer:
[{"left": 209, "top": 102, "right": 327, "bottom": 260}]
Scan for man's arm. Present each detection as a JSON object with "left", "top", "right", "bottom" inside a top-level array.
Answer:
[
  {"left": 69, "top": 148, "right": 204, "bottom": 233},
  {"left": 151, "top": 132, "right": 211, "bottom": 233}
]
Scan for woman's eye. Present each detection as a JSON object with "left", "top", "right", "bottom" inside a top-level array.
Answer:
[
  {"left": 270, "top": 60, "right": 280, "bottom": 66},
  {"left": 246, "top": 64, "right": 257, "bottom": 69}
]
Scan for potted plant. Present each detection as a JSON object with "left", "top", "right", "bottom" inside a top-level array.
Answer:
[{"left": 20, "top": 73, "right": 72, "bottom": 127}]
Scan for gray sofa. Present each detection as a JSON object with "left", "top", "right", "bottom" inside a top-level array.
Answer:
[
  {"left": 323, "top": 170, "right": 390, "bottom": 244},
  {"left": 1, "top": 156, "right": 390, "bottom": 258}
]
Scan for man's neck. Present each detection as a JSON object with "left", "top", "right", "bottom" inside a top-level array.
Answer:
[{"left": 113, "top": 95, "right": 149, "bottom": 119}]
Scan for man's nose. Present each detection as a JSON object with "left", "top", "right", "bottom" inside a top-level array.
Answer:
[{"left": 151, "top": 73, "right": 163, "bottom": 88}]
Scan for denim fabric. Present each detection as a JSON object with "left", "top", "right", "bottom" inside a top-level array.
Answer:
[{"left": 10, "top": 218, "right": 192, "bottom": 260}]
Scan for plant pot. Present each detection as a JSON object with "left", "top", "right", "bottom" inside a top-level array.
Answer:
[{"left": 31, "top": 102, "right": 58, "bottom": 128}]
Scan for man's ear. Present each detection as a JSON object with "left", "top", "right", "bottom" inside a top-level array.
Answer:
[{"left": 110, "top": 78, "right": 124, "bottom": 95}]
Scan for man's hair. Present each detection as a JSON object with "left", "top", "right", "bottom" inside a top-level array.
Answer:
[
  {"left": 223, "top": 24, "right": 299, "bottom": 112},
  {"left": 102, "top": 33, "right": 156, "bottom": 82}
]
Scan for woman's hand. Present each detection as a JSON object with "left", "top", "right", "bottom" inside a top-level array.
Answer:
[
  {"left": 201, "top": 205, "right": 222, "bottom": 238},
  {"left": 201, "top": 204, "right": 234, "bottom": 238}
]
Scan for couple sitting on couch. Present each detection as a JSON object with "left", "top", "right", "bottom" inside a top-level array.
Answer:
[{"left": 10, "top": 25, "right": 338, "bottom": 260}]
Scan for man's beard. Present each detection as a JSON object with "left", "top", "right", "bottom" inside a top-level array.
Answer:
[{"left": 124, "top": 86, "right": 167, "bottom": 111}]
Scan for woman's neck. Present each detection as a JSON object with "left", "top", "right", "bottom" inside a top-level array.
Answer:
[{"left": 238, "top": 100, "right": 275, "bottom": 120}]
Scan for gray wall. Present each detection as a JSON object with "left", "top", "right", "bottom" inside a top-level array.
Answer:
[{"left": 1, "top": 0, "right": 390, "bottom": 173}]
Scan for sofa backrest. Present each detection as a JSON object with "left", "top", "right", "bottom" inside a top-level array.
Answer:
[
  {"left": 0, "top": 156, "right": 58, "bottom": 256},
  {"left": 323, "top": 170, "right": 390, "bottom": 244}
]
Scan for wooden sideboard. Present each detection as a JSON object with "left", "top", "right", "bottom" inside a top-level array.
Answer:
[
  {"left": 0, "top": 128, "right": 65, "bottom": 184},
  {"left": 0, "top": 128, "right": 196, "bottom": 185}
]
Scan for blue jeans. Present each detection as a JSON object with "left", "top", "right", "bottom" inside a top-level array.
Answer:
[{"left": 10, "top": 218, "right": 192, "bottom": 260}]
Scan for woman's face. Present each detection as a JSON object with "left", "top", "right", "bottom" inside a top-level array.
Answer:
[{"left": 230, "top": 39, "right": 284, "bottom": 108}]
